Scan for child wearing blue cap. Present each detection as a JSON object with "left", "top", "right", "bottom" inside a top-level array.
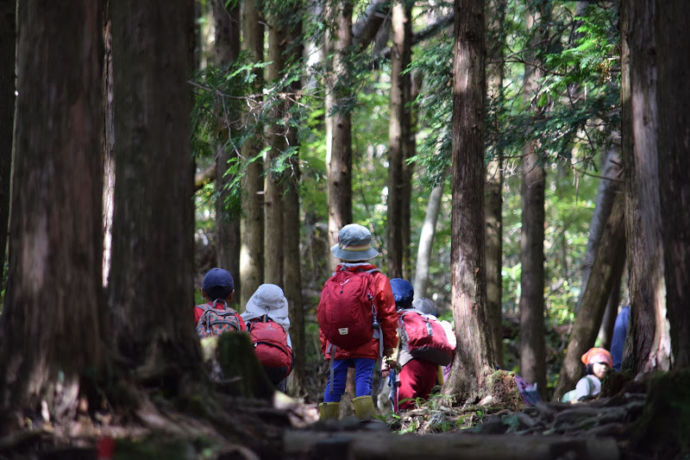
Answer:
[
  {"left": 387, "top": 279, "right": 449, "bottom": 410},
  {"left": 194, "top": 267, "right": 246, "bottom": 336}
]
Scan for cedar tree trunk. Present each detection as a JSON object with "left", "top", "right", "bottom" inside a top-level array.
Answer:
[
  {"left": 386, "top": 0, "right": 412, "bottom": 279},
  {"left": 0, "top": 0, "right": 14, "bottom": 283},
  {"left": 109, "top": 0, "right": 202, "bottom": 381},
  {"left": 484, "top": 0, "right": 507, "bottom": 367},
  {"left": 442, "top": 0, "right": 496, "bottom": 400},
  {"left": 263, "top": 9, "right": 287, "bottom": 286},
  {"left": 621, "top": 0, "right": 671, "bottom": 375},
  {"left": 239, "top": 0, "right": 264, "bottom": 307},
  {"left": 0, "top": 0, "right": 105, "bottom": 417},
  {"left": 518, "top": 6, "right": 547, "bottom": 397},
  {"left": 212, "top": 0, "right": 241, "bottom": 294},
  {"left": 326, "top": 0, "right": 353, "bottom": 269},
  {"left": 655, "top": 0, "right": 690, "bottom": 369}
]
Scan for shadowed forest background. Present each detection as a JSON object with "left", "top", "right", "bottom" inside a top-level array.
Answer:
[{"left": 0, "top": 0, "right": 689, "bottom": 458}]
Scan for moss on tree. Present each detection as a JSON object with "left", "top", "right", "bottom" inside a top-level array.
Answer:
[{"left": 630, "top": 369, "right": 690, "bottom": 458}]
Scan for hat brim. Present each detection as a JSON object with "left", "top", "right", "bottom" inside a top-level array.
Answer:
[{"left": 331, "top": 243, "right": 378, "bottom": 261}]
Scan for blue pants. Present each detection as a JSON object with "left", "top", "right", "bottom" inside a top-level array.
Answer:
[{"left": 323, "top": 358, "right": 376, "bottom": 402}]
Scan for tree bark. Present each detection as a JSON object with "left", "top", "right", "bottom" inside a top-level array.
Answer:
[
  {"left": 655, "top": 0, "right": 690, "bottom": 369},
  {"left": 386, "top": 0, "right": 412, "bottom": 279},
  {"left": 621, "top": 0, "right": 671, "bottom": 375},
  {"left": 588, "top": 147, "right": 625, "bottom": 349},
  {"left": 282, "top": 10, "right": 306, "bottom": 397},
  {"left": 413, "top": 179, "right": 444, "bottom": 299},
  {"left": 442, "top": 0, "right": 495, "bottom": 400},
  {"left": 326, "top": 0, "right": 353, "bottom": 269},
  {"left": 239, "top": 0, "right": 264, "bottom": 308},
  {"left": 103, "top": 10, "right": 115, "bottom": 285},
  {"left": 0, "top": 0, "right": 14, "bottom": 284},
  {"left": 263, "top": 9, "right": 287, "bottom": 286},
  {"left": 0, "top": 0, "right": 104, "bottom": 415},
  {"left": 484, "top": 0, "right": 507, "bottom": 368},
  {"left": 518, "top": 5, "right": 547, "bottom": 398},
  {"left": 578, "top": 146, "right": 623, "bottom": 309},
  {"left": 109, "top": 0, "right": 202, "bottom": 380},
  {"left": 212, "top": 0, "right": 241, "bottom": 296},
  {"left": 352, "top": 0, "right": 390, "bottom": 51}
]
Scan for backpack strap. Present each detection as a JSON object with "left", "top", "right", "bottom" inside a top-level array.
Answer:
[
  {"left": 359, "top": 268, "right": 383, "bottom": 360},
  {"left": 197, "top": 304, "right": 213, "bottom": 334},
  {"left": 212, "top": 298, "right": 228, "bottom": 309}
]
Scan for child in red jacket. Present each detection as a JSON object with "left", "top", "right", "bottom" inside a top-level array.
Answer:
[
  {"left": 194, "top": 267, "right": 245, "bottom": 336},
  {"left": 317, "top": 224, "right": 398, "bottom": 420}
]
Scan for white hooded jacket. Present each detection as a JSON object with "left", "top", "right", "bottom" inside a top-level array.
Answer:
[{"left": 241, "top": 283, "right": 292, "bottom": 348}]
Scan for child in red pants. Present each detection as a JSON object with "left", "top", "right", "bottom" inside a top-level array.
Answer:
[{"left": 386, "top": 279, "right": 442, "bottom": 410}]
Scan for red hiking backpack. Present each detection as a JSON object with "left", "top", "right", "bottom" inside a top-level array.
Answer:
[
  {"left": 196, "top": 300, "right": 243, "bottom": 338},
  {"left": 399, "top": 310, "right": 454, "bottom": 365},
  {"left": 317, "top": 268, "right": 379, "bottom": 350},
  {"left": 248, "top": 316, "right": 293, "bottom": 376}
]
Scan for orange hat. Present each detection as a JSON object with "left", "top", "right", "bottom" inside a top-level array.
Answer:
[{"left": 581, "top": 347, "right": 613, "bottom": 367}]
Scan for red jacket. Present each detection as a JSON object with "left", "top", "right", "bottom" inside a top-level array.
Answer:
[
  {"left": 319, "top": 264, "right": 398, "bottom": 360},
  {"left": 194, "top": 300, "right": 246, "bottom": 332}
]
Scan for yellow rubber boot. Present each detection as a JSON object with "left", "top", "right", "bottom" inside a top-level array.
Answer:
[
  {"left": 318, "top": 402, "right": 340, "bottom": 421},
  {"left": 352, "top": 395, "right": 377, "bottom": 420}
]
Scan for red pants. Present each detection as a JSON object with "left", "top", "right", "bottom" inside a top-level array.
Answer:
[{"left": 398, "top": 359, "right": 438, "bottom": 410}]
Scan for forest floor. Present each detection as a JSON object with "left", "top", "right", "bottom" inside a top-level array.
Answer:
[{"left": 2, "top": 368, "right": 687, "bottom": 460}]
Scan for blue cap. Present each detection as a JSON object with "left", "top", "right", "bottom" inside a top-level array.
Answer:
[
  {"left": 390, "top": 278, "right": 414, "bottom": 309},
  {"left": 202, "top": 268, "right": 234, "bottom": 300}
]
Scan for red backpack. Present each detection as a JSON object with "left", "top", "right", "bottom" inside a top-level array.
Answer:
[
  {"left": 248, "top": 316, "right": 293, "bottom": 376},
  {"left": 317, "top": 268, "right": 379, "bottom": 350},
  {"left": 196, "top": 301, "right": 243, "bottom": 338},
  {"left": 399, "top": 310, "right": 454, "bottom": 365}
]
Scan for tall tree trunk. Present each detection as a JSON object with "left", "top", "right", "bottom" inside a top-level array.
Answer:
[
  {"left": 263, "top": 9, "right": 287, "bottom": 285},
  {"left": 413, "top": 179, "right": 444, "bottom": 298},
  {"left": 621, "top": 0, "right": 671, "bottom": 375},
  {"left": 484, "top": 0, "right": 507, "bottom": 368},
  {"left": 587, "top": 146, "right": 626, "bottom": 348},
  {"left": 578, "top": 146, "right": 623, "bottom": 308},
  {"left": 403, "top": 69, "right": 421, "bottom": 282},
  {"left": 109, "top": 0, "right": 201, "bottom": 381},
  {"left": 553, "top": 192, "right": 626, "bottom": 400},
  {"left": 284, "top": 149, "right": 306, "bottom": 397},
  {"left": 326, "top": 0, "right": 353, "bottom": 269},
  {"left": 103, "top": 9, "right": 115, "bottom": 285},
  {"left": 442, "top": 0, "right": 495, "bottom": 400},
  {"left": 0, "top": 0, "right": 14, "bottom": 284},
  {"left": 212, "top": 0, "right": 241, "bottom": 295},
  {"left": 387, "top": 0, "right": 412, "bottom": 279},
  {"left": 518, "top": 5, "right": 547, "bottom": 397},
  {"left": 282, "top": 5, "right": 306, "bottom": 397},
  {"left": 655, "top": 0, "right": 690, "bottom": 369},
  {"left": 0, "top": 0, "right": 104, "bottom": 416},
  {"left": 239, "top": 0, "right": 264, "bottom": 308}
]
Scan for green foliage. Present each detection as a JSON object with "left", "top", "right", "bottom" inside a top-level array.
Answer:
[
  {"left": 408, "top": 35, "right": 453, "bottom": 187},
  {"left": 500, "top": 1, "right": 620, "bottom": 164}
]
